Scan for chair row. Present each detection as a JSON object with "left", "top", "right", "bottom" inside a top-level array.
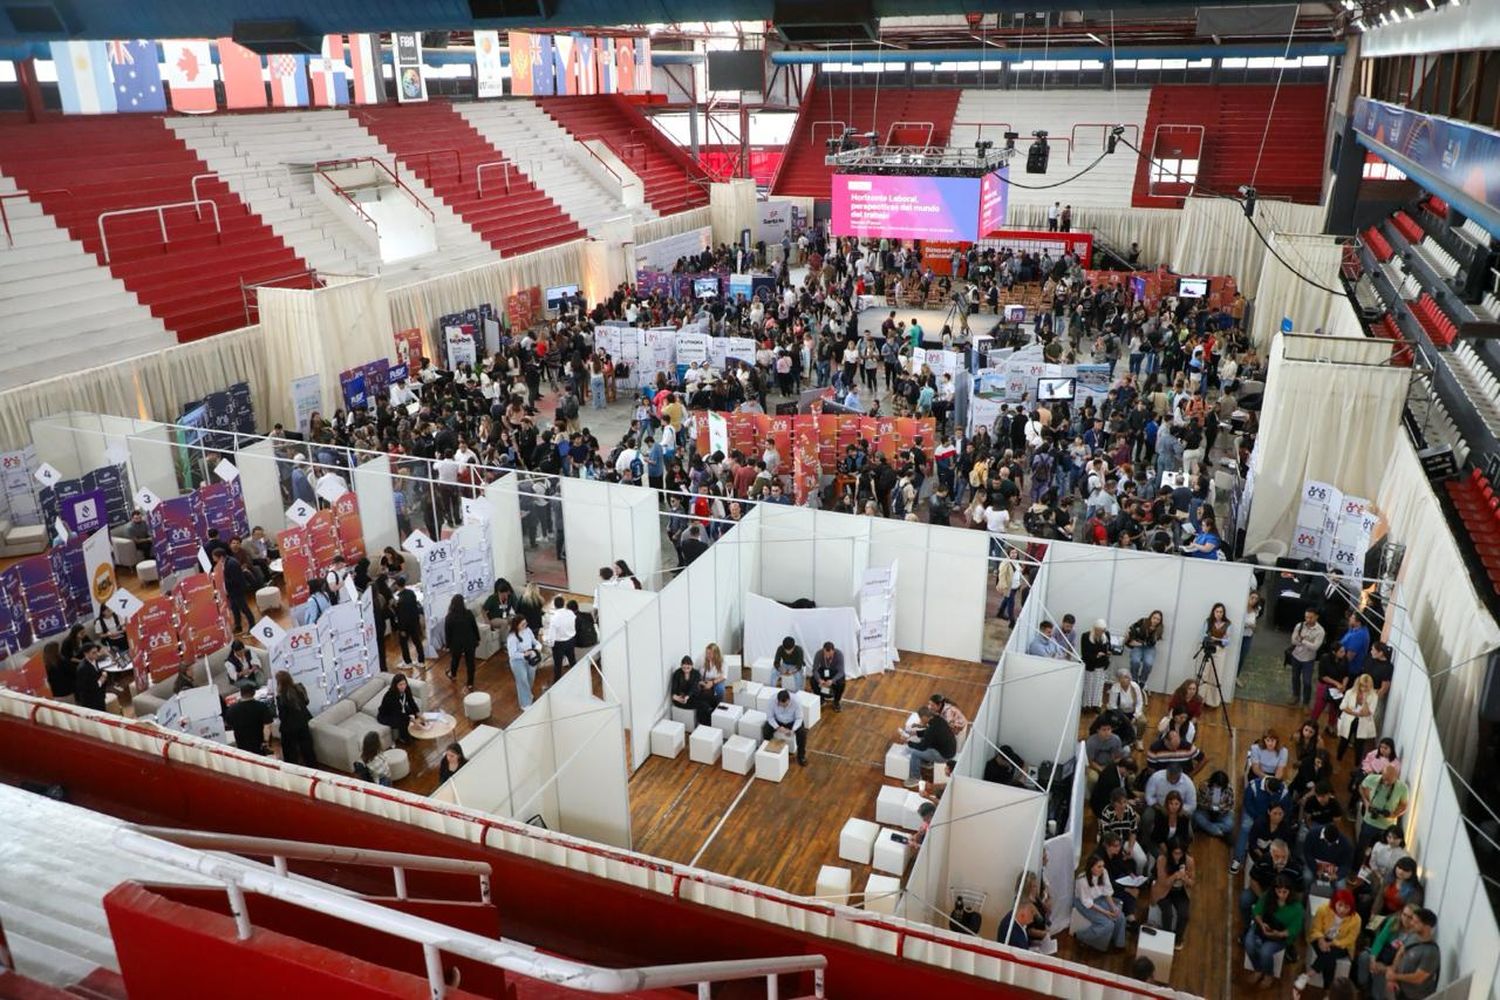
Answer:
[
  {"left": 1413, "top": 236, "right": 1460, "bottom": 281},
  {"left": 1448, "top": 343, "right": 1500, "bottom": 436},
  {"left": 1362, "top": 226, "right": 1393, "bottom": 264},
  {"left": 1446, "top": 467, "right": 1500, "bottom": 594},
  {"left": 1392, "top": 211, "right": 1425, "bottom": 245},
  {"left": 1410, "top": 293, "right": 1457, "bottom": 347},
  {"left": 1370, "top": 313, "right": 1413, "bottom": 367}
]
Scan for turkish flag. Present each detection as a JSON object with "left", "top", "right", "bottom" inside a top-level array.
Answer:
[
  {"left": 166, "top": 39, "right": 217, "bottom": 113},
  {"left": 217, "top": 37, "right": 267, "bottom": 109}
]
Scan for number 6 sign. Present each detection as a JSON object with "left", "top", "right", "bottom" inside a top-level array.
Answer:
[{"left": 251, "top": 617, "right": 287, "bottom": 648}]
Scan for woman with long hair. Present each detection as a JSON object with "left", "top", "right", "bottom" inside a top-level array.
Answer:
[
  {"left": 376, "top": 674, "right": 419, "bottom": 745},
  {"left": 438, "top": 741, "right": 467, "bottom": 783},
  {"left": 700, "top": 642, "right": 727, "bottom": 702},
  {"left": 444, "top": 593, "right": 481, "bottom": 691},
  {"left": 507, "top": 614, "right": 542, "bottom": 709},
  {"left": 274, "top": 669, "right": 316, "bottom": 767},
  {"left": 1150, "top": 836, "right": 1195, "bottom": 945},
  {"left": 515, "top": 582, "right": 545, "bottom": 634},
  {"left": 1199, "top": 602, "right": 1231, "bottom": 708},
  {"left": 1125, "top": 610, "right": 1164, "bottom": 687},
  {"left": 1072, "top": 854, "right": 1127, "bottom": 952},
  {"left": 355, "top": 731, "right": 391, "bottom": 786},
  {"left": 1336, "top": 672, "right": 1379, "bottom": 763},
  {"left": 1168, "top": 678, "right": 1204, "bottom": 721}
]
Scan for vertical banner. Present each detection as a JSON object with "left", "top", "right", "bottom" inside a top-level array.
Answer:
[
  {"left": 306, "top": 510, "right": 341, "bottom": 571},
  {"left": 49, "top": 537, "right": 91, "bottom": 623},
  {"left": 394, "top": 329, "right": 425, "bottom": 373},
  {"left": 332, "top": 492, "right": 366, "bottom": 561},
  {"left": 444, "top": 326, "right": 477, "bottom": 369},
  {"left": 0, "top": 567, "right": 32, "bottom": 658},
  {"left": 508, "top": 32, "right": 534, "bottom": 96},
  {"left": 535, "top": 34, "right": 555, "bottom": 95},
  {"left": 18, "top": 553, "right": 67, "bottom": 640},
  {"left": 421, "top": 540, "right": 457, "bottom": 654},
  {"left": 50, "top": 40, "right": 118, "bottom": 115},
  {"left": 217, "top": 37, "right": 267, "bottom": 109},
  {"left": 175, "top": 572, "right": 230, "bottom": 660},
  {"left": 149, "top": 496, "right": 200, "bottom": 578},
  {"left": 129, "top": 596, "right": 180, "bottom": 689},
  {"left": 320, "top": 599, "right": 374, "bottom": 702},
  {"left": 348, "top": 33, "right": 382, "bottom": 105},
  {"left": 393, "top": 32, "right": 427, "bottom": 103},
  {"left": 454, "top": 524, "right": 492, "bottom": 605},
  {"left": 475, "top": 30, "right": 505, "bottom": 99},
  {"left": 278, "top": 527, "right": 314, "bottom": 607},
  {"left": 282, "top": 625, "right": 329, "bottom": 714},
  {"left": 291, "top": 374, "right": 323, "bottom": 434}
]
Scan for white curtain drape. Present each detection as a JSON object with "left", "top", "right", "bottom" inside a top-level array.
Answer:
[
  {"left": 1249, "top": 231, "right": 1360, "bottom": 352},
  {"left": 1003, "top": 204, "right": 1182, "bottom": 265},
  {"left": 1377, "top": 440, "right": 1500, "bottom": 774},
  {"left": 1244, "top": 334, "right": 1411, "bottom": 551},
  {"left": 709, "top": 180, "right": 756, "bottom": 247},
  {"left": 633, "top": 207, "right": 711, "bottom": 248},
  {"left": 259, "top": 276, "right": 388, "bottom": 430},
  {"left": 1282, "top": 332, "right": 1395, "bottom": 366},
  {"left": 1170, "top": 197, "right": 1326, "bottom": 291}
]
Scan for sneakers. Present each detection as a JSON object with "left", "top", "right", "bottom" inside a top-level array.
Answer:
[
  {"left": 903, "top": 778, "right": 919, "bottom": 789},
  {"left": 1229, "top": 859, "right": 1242, "bottom": 875}
]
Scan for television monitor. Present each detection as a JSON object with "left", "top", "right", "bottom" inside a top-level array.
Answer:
[
  {"left": 544, "top": 283, "right": 579, "bottom": 310},
  {"left": 1037, "top": 377, "right": 1075, "bottom": 402},
  {"left": 1177, "top": 277, "right": 1209, "bottom": 299},
  {"left": 694, "top": 277, "right": 720, "bottom": 299},
  {"left": 707, "top": 50, "right": 765, "bottom": 92}
]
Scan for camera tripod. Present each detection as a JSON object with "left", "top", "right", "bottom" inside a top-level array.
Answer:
[{"left": 1191, "top": 639, "right": 1234, "bottom": 730}]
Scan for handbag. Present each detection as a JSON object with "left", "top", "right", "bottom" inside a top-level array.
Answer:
[{"left": 523, "top": 647, "right": 542, "bottom": 666}]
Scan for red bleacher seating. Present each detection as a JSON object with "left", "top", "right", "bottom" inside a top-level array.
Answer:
[
  {"left": 535, "top": 95, "right": 710, "bottom": 217},
  {"left": 1411, "top": 293, "right": 1458, "bottom": 347},
  {"left": 356, "top": 102, "right": 584, "bottom": 258},
  {"left": 1370, "top": 313, "right": 1412, "bottom": 366},
  {"left": 1363, "top": 226, "right": 1394, "bottom": 263},
  {"left": 1424, "top": 195, "right": 1449, "bottom": 218},
  {"left": 1392, "top": 211, "right": 1425, "bottom": 244},
  {"left": 770, "top": 82, "right": 962, "bottom": 199},
  {"left": 1445, "top": 468, "right": 1500, "bottom": 592},
  {"left": 0, "top": 114, "right": 306, "bottom": 341},
  {"left": 1133, "top": 84, "right": 1327, "bottom": 207}
]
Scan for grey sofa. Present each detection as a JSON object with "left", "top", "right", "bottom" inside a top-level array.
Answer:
[
  {"left": 133, "top": 645, "right": 241, "bottom": 717},
  {"left": 309, "top": 674, "right": 429, "bottom": 773}
]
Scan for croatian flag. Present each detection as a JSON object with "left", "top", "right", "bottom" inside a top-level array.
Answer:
[
  {"left": 165, "top": 39, "right": 217, "bottom": 113},
  {"left": 109, "top": 39, "right": 167, "bottom": 112},
  {"left": 49, "top": 40, "right": 117, "bottom": 115},
  {"left": 348, "top": 33, "right": 381, "bottom": 104},
  {"left": 311, "top": 34, "right": 347, "bottom": 107},
  {"left": 268, "top": 53, "right": 309, "bottom": 108}
]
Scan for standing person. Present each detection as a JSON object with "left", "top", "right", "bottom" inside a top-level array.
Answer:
[
  {"left": 762, "top": 689, "right": 808, "bottom": 766},
  {"left": 392, "top": 576, "right": 426, "bottom": 668},
  {"left": 73, "top": 643, "right": 107, "bottom": 711},
  {"left": 214, "top": 548, "right": 255, "bottom": 635},
  {"left": 274, "top": 669, "right": 316, "bottom": 767},
  {"left": 1198, "top": 602, "right": 1231, "bottom": 708},
  {"left": 1285, "top": 607, "right": 1325, "bottom": 707},
  {"left": 376, "top": 674, "right": 420, "bottom": 745},
  {"left": 810, "top": 641, "right": 846, "bottom": 711},
  {"left": 1125, "top": 610, "right": 1164, "bottom": 688},
  {"left": 444, "top": 594, "right": 480, "bottom": 691},
  {"left": 995, "top": 554, "right": 1025, "bottom": 624},
  {"left": 1357, "top": 765, "right": 1410, "bottom": 854},
  {"left": 223, "top": 682, "right": 274, "bottom": 755},
  {"left": 370, "top": 575, "right": 393, "bottom": 672},
  {"left": 544, "top": 595, "right": 577, "bottom": 684},
  {"left": 506, "top": 615, "right": 543, "bottom": 709},
  {"left": 1336, "top": 672, "right": 1379, "bottom": 763},
  {"left": 1080, "top": 619, "right": 1113, "bottom": 710},
  {"left": 1150, "top": 836, "right": 1195, "bottom": 946},
  {"left": 1072, "top": 854, "right": 1127, "bottom": 952}
]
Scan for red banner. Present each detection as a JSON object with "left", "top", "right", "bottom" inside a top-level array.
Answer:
[
  {"left": 277, "top": 527, "right": 314, "bottom": 608},
  {"left": 506, "top": 285, "right": 543, "bottom": 330},
  {"left": 333, "top": 493, "right": 365, "bottom": 562},
  {"left": 175, "top": 573, "right": 230, "bottom": 660},
  {"left": 691, "top": 412, "right": 936, "bottom": 476},
  {"left": 306, "top": 510, "right": 341, "bottom": 571},
  {"left": 129, "top": 596, "right": 180, "bottom": 688},
  {"left": 394, "top": 328, "right": 424, "bottom": 373}
]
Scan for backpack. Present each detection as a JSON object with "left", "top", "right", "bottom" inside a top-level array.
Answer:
[{"left": 353, "top": 760, "right": 373, "bottom": 782}]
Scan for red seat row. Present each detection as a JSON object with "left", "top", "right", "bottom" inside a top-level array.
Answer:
[
  {"left": 1424, "top": 195, "right": 1450, "bottom": 219},
  {"left": 1412, "top": 293, "right": 1457, "bottom": 346},
  {"left": 1363, "top": 226, "right": 1394, "bottom": 263},
  {"left": 1370, "top": 313, "right": 1412, "bottom": 366},
  {"left": 1445, "top": 467, "right": 1500, "bottom": 595},
  {"left": 1393, "top": 210, "right": 1425, "bottom": 244}
]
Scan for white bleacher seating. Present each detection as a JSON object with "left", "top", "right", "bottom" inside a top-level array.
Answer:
[
  {"left": 0, "top": 174, "right": 175, "bottom": 389},
  {"left": 1415, "top": 237, "right": 1460, "bottom": 279},
  {"left": 1449, "top": 343, "right": 1500, "bottom": 435},
  {"left": 1459, "top": 217, "right": 1494, "bottom": 249}
]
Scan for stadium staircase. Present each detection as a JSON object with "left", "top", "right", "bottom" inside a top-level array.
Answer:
[
  {"left": 770, "top": 82, "right": 962, "bottom": 199},
  {"left": 357, "top": 102, "right": 586, "bottom": 258},
  {"left": 535, "top": 95, "right": 711, "bottom": 217},
  {"left": 0, "top": 115, "right": 307, "bottom": 342},
  {"left": 1132, "top": 83, "right": 1327, "bottom": 207}
]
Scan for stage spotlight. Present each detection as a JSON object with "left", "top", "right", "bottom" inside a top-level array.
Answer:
[
  {"left": 975, "top": 139, "right": 994, "bottom": 154},
  {"left": 1238, "top": 184, "right": 1258, "bottom": 219},
  {"left": 1026, "top": 130, "right": 1050, "bottom": 174},
  {"left": 1106, "top": 125, "right": 1125, "bottom": 154},
  {"left": 1003, "top": 130, "right": 1019, "bottom": 153}
]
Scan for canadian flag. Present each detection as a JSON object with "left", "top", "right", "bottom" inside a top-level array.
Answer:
[{"left": 166, "top": 39, "right": 217, "bottom": 113}]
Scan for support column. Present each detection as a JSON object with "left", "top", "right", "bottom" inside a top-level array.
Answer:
[{"left": 16, "top": 58, "right": 45, "bottom": 123}]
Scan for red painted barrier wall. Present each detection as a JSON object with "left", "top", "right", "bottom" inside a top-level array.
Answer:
[{"left": 4, "top": 716, "right": 1043, "bottom": 999}]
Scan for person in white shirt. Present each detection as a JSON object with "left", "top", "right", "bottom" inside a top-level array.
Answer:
[
  {"left": 453, "top": 439, "right": 477, "bottom": 466},
  {"left": 592, "top": 566, "right": 620, "bottom": 610},
  {"left": 324, "top": 556, "right": 349, "bottom": 600},
  {"left": 1073, "top": 855, "right": 1126, "bottom": 951},
  {"left": 1144, "top": 763, "right": 1198, "bottom": 815},
  {"left": 1104, "top": 667, "right": 1148, "bottom": 748},
  {"left": 433, "top": 451, "right": 461, "bottom": 530},
  {"left": 543, "top": 595, "right": 577, "bottom": 684},
  {"left": 983, "top": 502, "right": 1010, "bottom": 534}
]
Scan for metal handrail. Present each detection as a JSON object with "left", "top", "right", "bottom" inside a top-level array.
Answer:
[
  {"left": 314, "top": 169, "right": 380, "bottom": 234},
  {"left": 0, "top": 188, "right": 71, "bottom": 248},
  {"left": 98, "top": 198, "right": 220, "bottom": 264},
  {"left": 884, "top": 120, "right": 934, "bottom": 147},
  {"left": 116, "top": 827, "right": 827, "bottom": 999},
  {"left": 403, "top": 147, "right": 463, "bottom": 180},
  {"left": 618, "top": 142, "right": 647, "bottom": 167},
  {"left": 576, "top": 142, "right": 624, "bottom": 189},
  {"left": 952, "top": 120, "right": 1013, "bottom": 139},
  {"left": 475, "top": 159, "right": 515, "bottom": 199},
  {"left": 313, "top": 156, "right": 436, "bottom": 222},
  {"left": 1069, "top": 122, "right": 1141, "bottom": 151},
  {"left": 240, "top": 268, "right": 323, "bottom": 323},
  {"left": 809, "top": 120, "right": 847, "bottom": 146},
  {"left": 129, "top": 825, "right": 492, "bottom": 903}
]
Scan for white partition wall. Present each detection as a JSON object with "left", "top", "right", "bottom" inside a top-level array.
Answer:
[
  {"left": 742, "top": 593, "right": 860, "bottom": 670},
  {"left": 28, "top": 415, "right": 86, "bottom": 480},
  {"left": 596, "top": 585, "right": 656, "bottom": 763},
  {"left": 125, "top": 423, "right": 180, "bottom": 501},
  {"left": 756, "top": 503, "right": 819, "bottom": 602},
  {"left": 993, "top": 653, "right": 1085, "bottom": 766},
  {"left": 499, "top": 700, "right": 560, "bottom": 829},
  {"left": 1042, "top": 541, "right": 1254, "bottom": 699},
  {"left": 350, "top": 454, "right": 399, "bottom": 558},
  {"left": 921, "top": 524, "right": 990, "bottom": 662},
  {"left": 529, "top": 661, "right": 631, "bottom": 848},
  {"left": 237, "top": 439, "right": 285, "bottom": 535},
  {"left": 560, "top": 478, "right": 662, "bottom": 596},
  {"left": 484, "top": 473, "right": 526, "bottom": 586}
]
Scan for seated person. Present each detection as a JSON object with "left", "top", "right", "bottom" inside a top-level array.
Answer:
[
  {"left": 929, "top": 693, "right": 968, "bottom": 738},
  {"left": 126, "top": 509, "right": 153, "bottom": 559},
  {"left": 1240, "top": 839, "right": 1303, "bottom": 924},
  {"left": 1299, "top": 779, "right": 1343, "bottom": 844},
  {"left": 1098, "top": 787, "right": 1148, "bottom": 873},
  {"left": 1146, "top": 727, "right": 1204, "bottom": 775},
  {"left": 995, "top": 900, "right": 1037, "bottom": 950},
  {"left": 1246, "top": 802, "right": 1300, "bottom": 871},
  {"left": 809, "top": 641, "right": 845, "bottom": 711},
  {"left": 670, "top": 656, "right": 712, "bottom": 727},
  {"left": 761, "top": 689, "right": 807, "bottom": 766},
  {"left": 1304, "top": 821, "right": 1355, "bottom": 890},
  {"left": 983, "top": 745, "right": 1027, "bottom": 787},
  {"left": 223, "top": 640, "right": 262, "bottom": 686},
  {"left": 902, "top": 706, "right": 956, "bottom": 789},
  {"left": 1085, "top": 717, "right": 1127, "bottom": 780},
  {"left": 772, "top": 635, "right": 806, "bottom": 692},
  {"left": 1307, "top": 890, "right": 1362, "bottom": 991}
]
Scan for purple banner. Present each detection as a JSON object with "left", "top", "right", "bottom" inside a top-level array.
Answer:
[
  {"left": 0, "top": 566, "right": 32, "bottom": 656},
  {"left": 150, "top": 496, "right": 201, "bottom": 578},
  {"left": 60, "top": 488, "right": 108, "bottom": 535},
  {"left": 980, "top": 167, "right": 1010, "bottom": 238},
  {"left": 832, "top": 173, "right": 982, "bottom": 241},
  {"left": 196, "top": 478, "right": 250, "bottom": 542},
  {"left": 17, "top": 553, "right": 67, "bottom": 639},
  {"left": 49, "top": 536, "right": 90, "bottom": 624}
]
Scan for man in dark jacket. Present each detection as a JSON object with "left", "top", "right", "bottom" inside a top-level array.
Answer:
[
  {"left": 810, "top": 641, "right": 846, "bottom": 711},
  {"left": 392, "top": 576, "right": 426, "bottom": 667},
  {"left": 223, "top": 682, "right": 274, "bottom": 754},
  {"left": 904, "top": 706, "right": 956, "bottom": 788},
  {"left": 73, "top": 643, "right": 107, "bottom": 711},
  {"left": 214, "top": 548, "right": 255, "bottom": 634}
]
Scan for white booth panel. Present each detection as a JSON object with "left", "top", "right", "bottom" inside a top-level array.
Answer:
[
  {"left": 67, "top": 413, "right": 111, "bottom": 474},
  {"left": 869, "top": 519, "right": 928, "bottom": 655},
  {"left": 440, "top": 730, "right": 513, "bottom": 814},
  {"left": 995, "top": 652, "right": 1084, "bottom": 766},
  {"left": 943, "top": 777, "right": 1048, "bottom": 935},
  {"left": 684, "top": 556, "right": 719, "bottom": 657},
  {"left": 625, "top": 486, "right": 663, "bottom": 591},
  {"left": 1161, "top": 557, "right": 1254, "bottom": 701},
  {"left": 901, "top": 777, "right": 955, "bottom": 924},
  {"left": 125, "top": 423, "right": 180, "bottom": 501},
  {"left": 548, "top": 665, "right": 631, "bottom": 849},
  {"left": 624, "top": 607, "right": 667, "bottom": 771},
  {"left": 561, "top": 478, "right": 616, "bottom": 596},
  {"left": 1042, "top": 540, "right": 1115, "bottom": 633},
  {"left": 921, "top": 524, "right": 989, "bottom": 662},
  {"left": 504, "top": 701, "right": 560, "bottom": 828},
  {"left": 485, "top": 473, "right": 526, "bottom": 587},
  {"left": 656, "top": 567, "right": 694, "bottom": 663},
  {"left": 811, "top": 511, "right": 870, "bottom": 609},
  {"left": 756, "top": 504, "right": 817, "bottom": 603},
  {"left": 235, "top": 439, "right": 284, "bottom": 536},
  {"left": 347, "top": 454, "right": 397, "bottom": 558},
  {"left": 29, "top": 416, "right": 85, "bottom": 480}
]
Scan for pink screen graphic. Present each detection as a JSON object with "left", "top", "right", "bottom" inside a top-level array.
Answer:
[{"left": 831, "top": 174, "right": 981, "bottom": 241}]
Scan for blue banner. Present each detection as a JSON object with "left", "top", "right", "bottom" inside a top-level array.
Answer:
[{"left": 1354, "top": 97, "right": 1500, "bottom": 225}]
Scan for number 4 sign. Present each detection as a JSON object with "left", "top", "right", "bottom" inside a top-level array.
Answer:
[{"left": 34, "top": 462, "right": 61, "bottom": 488}]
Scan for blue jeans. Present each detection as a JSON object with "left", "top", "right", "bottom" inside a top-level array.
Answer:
[
  {"left": 1243, "top": 926, "right": 1287, "bottom": 974},
  {"left": 510, "top": 655, "right": 536, "bottom": 709},
  {"left": 1241, "top": 633, "right": 1254, "bottom": 666},
  {"left": 1193, "top": 810, "right": 1235, "bottom": 838},
  {"left": 1129, "top": 646, "right": 1156, "bottom": 686},
  {"left": 589, "top": 375, "right": 606, "bottom": 408},
  {"left": 1232, "top": 813, "right": 1256, "bottom": 863},
  {"left": 1073, "top": 898, "right": 1127, "bottom": 951},
  {"left": 998, "top": 591, "right": 1017, "bottom": 623},
  {"left": 908, "top": 745, "right": 947, "bottom": 781}
]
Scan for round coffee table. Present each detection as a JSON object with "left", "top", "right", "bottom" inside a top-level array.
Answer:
[{"left": 409, "top": 711, "right": 457, "bottom": 740}]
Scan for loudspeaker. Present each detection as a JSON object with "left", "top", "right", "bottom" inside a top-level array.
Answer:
[
  {"left": 231, "top": 19, "right": 320, "bottom": 55},
  {"left": 772, "top": 0, "right": 878, "bottom": 42},
  {"left": 468, "top": 0, "right": 555, "bottom": 17},
  {"left": 1480, "top": 650, "right": 1500, "bottom": 723},
  {"left": 1026, "top": 139, "right": 1050, "bottom": 174}
]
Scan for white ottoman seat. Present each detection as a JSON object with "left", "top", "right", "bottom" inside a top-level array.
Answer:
[
  {"left": 871, "top": 828, "right": 908, "bottom": 875},
  {"left": 749, "top": 657, "right": 775, "bottom": 686},
  {"left": 754, "top": 741, "right": 789, "bottom": 782},
  {"left": 876, "top": 785, "right": 912, "bottom": 826},
  {"left": 669, "top": 705, "right": 698, "bottom": 732},
  {"left": 863, "top": 874, "right": 902, "bottom": 913},
  {"left": 379, "top": 747, "right": 410, "bottom": 781},
  {"left": 737, "top": 709, "right": 767, "bottom": 739},
  {"left": 650, "top": 719, "right": 686, "bottom": 759},
  {"left": 462, "top": 691, "right": 492, "bottom": 721},
  {"left": 792, "top": 690, "right": 821, "bottom": 729},
  {"left": 254, "top": 586, "right": 282, "bottom": 612},
  {"left": 135, "top": 559, "right": 159, "bottom": 583},
  {"left": 722, "top": 734, "right": 757, "bottom": 774},
  {"left": 884, "top": 743, "right": 908, "bottom": 780},
  {"left": 710, "top": 702, "right": 744, "bottom": 740},
  {"left": 815, "top": 865, "right": 852, "bottom": 905},
  {"left": 838, "top": 818, "right": 880, "bottom": 865},
  {"left": 689, "top": 725, "right": 724, "bottom": 764}
]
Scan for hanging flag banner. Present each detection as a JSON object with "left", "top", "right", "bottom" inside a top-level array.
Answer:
[
  {"left": 332, "top": 492, "right": 366, "bottom": 562},
  {"left": 50, "top": 40, "right": 118, "bottom": 115},
  {"left": 393, "top": 32, "right": 427, "bottom": 103},
  {"left": 164, "top": 38, "right": 217, "bottom": 114},
  {"left": 49, "top": 536, "right": 92, "bottom": 624},
  {"left": 444, "top": 326, "right": 477, "bottom": 370},
  {"left": 0, "top": 567, "right": 31, "bottom": 659},
  {"left": 175, "top": 572, "right": 230, "bottom": 660},
  {"left": 109, "top": 39, "right": 167, "bottom": 113},
  {"left": 217, "top": 37, "right": 267, "bottom": 109},
  {"left": 129, "top": 595, "right": 180, "bottom": 689},
  {"left": 311, "top": 34, "right": 348, "bottom": 107},
  {"left": 348, "top": 33, "right": 382, "bottom": 105},
  {"left": 277, "top": 526, "right": 314, "bottom": 608},
  {"left": 474, "top": 30, "right": 505, "bottom": 99},
  {"left": 268, "top": 53, "right": 309, "bottom": 108},
  {"left": 84, "top": 527, "right": 117, "bottom": 616},
  {"left": 290, "top": 374, "right": 323, "bottom": 434}
]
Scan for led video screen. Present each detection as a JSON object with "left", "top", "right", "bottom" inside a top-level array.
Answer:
[{"left": 832, "top": 174, "right": 982, "bottom": 241}]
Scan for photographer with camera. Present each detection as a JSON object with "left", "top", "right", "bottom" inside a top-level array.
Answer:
[{"left": 1357, "top": 764, "right": 1410, "bottom": 855}]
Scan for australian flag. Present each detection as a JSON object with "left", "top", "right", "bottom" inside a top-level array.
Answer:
[{"left": 110, "top": 39, "right": 167, "bottom": 113}]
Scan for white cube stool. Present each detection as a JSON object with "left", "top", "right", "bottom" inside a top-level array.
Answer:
[
  {"left": 863, "top": 874, "right": 902, "bottom": 914},
  {"left": 749, "top": 657, "right": 776, "bottom": 686},
  {"left": 135, "top": 559, "right": 159, "bottom": 584},
  {"left": 689, "top": 725, "right": 724, "bottom": 764},
  {"left": 737, "top": 709, "right": 767, "bottom": 739},
  {"left": 754, "top": 686, "right": 778, "bottom": 714},
  {"left": 1241, "top": 946, "right": 1281, "bottom": 979},
  {"left": 462, "top": 691, "right": 492, "bottom": 721},
  {"left": 792, "top": 690, "right": 822, "bottom": 730},
  {"left": 838, "top": 818, "right": 881, "bottom": 865},
  {"left": 871, "top": 828, "right": 908, "bottom": 875},
  {"left": 884, "top": 743, "right": 909, "bottom": 780},
  {"left": 723, "top": 653, "right": 743, "bottom": 677},
  {"left": 736, "top": 679, "right": 763, "bottom": 705},
  {"left": 379, "top": 747, "right": 411, "bottom": 782},
  {"left": 669, "top": 705, "right": 698, "bottom": 733},
  {"left": 896, "top": 790, "right": 927, "bottom": 831},
  {"left": 815, "top": 864, "right": 852, "bottom": 905},
  {"left": 710, "top": 702, "right": 744, "bottom": 740},
  {"left": 254, "top": 586, "right": 282, "bottom": 612},
  {"left": 754, "top": 741, "right": 790, "bottom": 782},
  {"left": 1138, "top": 925, "right": 1176, "bottom": 980},
  {"left": 650, "top": 719, "right": 686, "bottom": 759},
  {"left": 722, "top": 734, "right": 757, "bottom": 774},
  {"left": 931, "top": 759, "right": 952, "bottom": 786},
  {"left": 876, "top": 785, "right": 910, "bottom": 826}
]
